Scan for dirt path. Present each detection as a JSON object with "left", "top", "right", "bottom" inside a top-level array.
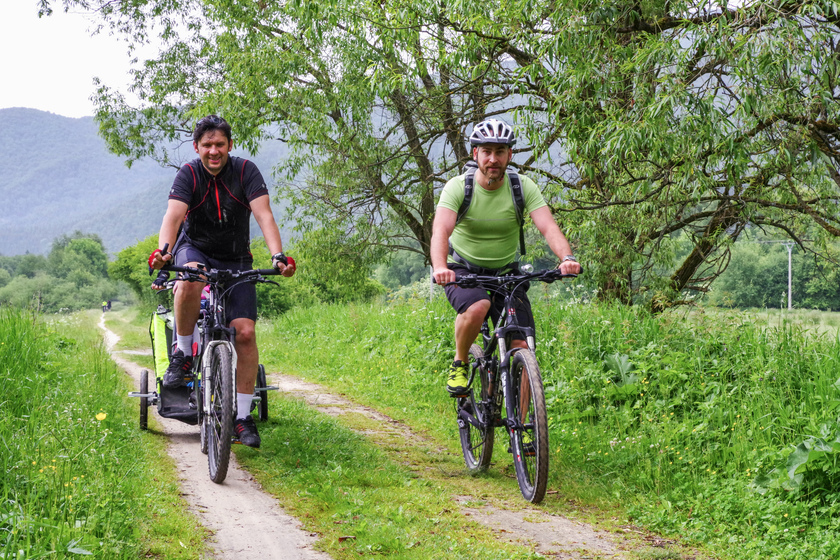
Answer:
[
  {"left": 102, "top": 315, "right": 688, "bottom": 560},
  {"left": 101, "top": 317, "right": 332, "bottom": 560}
]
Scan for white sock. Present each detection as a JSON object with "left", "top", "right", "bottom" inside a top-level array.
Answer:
[
  {"left": 236, "top": 393, "right": 253, "bottom": 420},
  {"left": 176, "top": 334, "right": 193, "bottom": 356}
]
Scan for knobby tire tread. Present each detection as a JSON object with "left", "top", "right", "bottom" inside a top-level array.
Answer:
[
  {"left": 506, "top": 349, "right": 549, "bottom": 503},
  {"left": 207, "top": 344, "right": 234, "bottom": 483}
]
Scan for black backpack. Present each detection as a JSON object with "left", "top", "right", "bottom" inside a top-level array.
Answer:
[{"left": 455, "top": 160, "right": 527, "bottom": 256}]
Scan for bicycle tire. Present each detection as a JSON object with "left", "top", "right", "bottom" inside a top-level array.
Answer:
[
  {"left": 457, "top": 344, "right": 496, "bottom": 471},
  {"left": 139, "top": 369, "right": 149, "bottom": 430},
  {"left": 505, "top": 349, "right": 549, "bottom": 503},
  {"left": 256, "top": 364, "right": 269, "bottom": 421},
  {"left": 206, "top": 344, "right": 234, "bottom": 483}
]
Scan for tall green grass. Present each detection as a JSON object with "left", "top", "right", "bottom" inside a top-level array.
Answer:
[
  {"left": 261, "top": 288, "right": 840, "bottom": 560},
  {"left": 0, "top": 307, "right": 204, "bottom": 559}
]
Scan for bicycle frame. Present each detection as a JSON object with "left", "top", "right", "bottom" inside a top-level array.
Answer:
[{"left": 465, "top": 273, "right": 540, "bottom": 429}]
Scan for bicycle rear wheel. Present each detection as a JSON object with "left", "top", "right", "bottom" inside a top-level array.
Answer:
[
  {"left": 205, "top": 344, "right": 234, "bottom": 483},
  {"left": 255, "top": 364, "right": 269, "bottom": 421},
  {"left": 505, "top": 349, "right": 549, "bottom": 503},
  {"left": 139, "top": 369, "right": 149, "bottom": 430},
  {"left": 457, "top": 344, "right": 496, "bottom": 472}
]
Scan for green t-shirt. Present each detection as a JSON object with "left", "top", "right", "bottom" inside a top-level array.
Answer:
[{"left": 438, "top": 172, "right": 547, "bottom": 269}]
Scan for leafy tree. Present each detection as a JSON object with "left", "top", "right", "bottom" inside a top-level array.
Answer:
[
  {"left": 40, "top": 0, "right": 840, "bottom": 309},
  {"left": 49, "top": 232, "right": 109, "bottom": 281},
  {"left": 375, "top": 249, "right": 429, "bottom": 290},
  {"left": 477, "top": 0, "right": 840, "bottom": 308},
  {"left": 13, "top": 253, "right": 48, "bottom": 279},
  {"left": 108, "top": 235, "right": 163, "bottom": 311}
]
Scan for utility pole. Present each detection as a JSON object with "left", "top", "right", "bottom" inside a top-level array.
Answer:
[
  {"left": 758, "top": 240, "right": 796, "bottom": 310},
  {"left": 783, "top": 242, "right": 794, "bottom": 310}
]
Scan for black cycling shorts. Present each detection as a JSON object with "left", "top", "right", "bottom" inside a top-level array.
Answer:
[
  {"left": 174, "top": 243, "right": 257, "bottom": 323},
  {"left": 443, "top": 263, "right": 535, "bottom": 342}
]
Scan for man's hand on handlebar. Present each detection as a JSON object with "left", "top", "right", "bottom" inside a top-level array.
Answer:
[
  {"left": 151, "top": 270, "right": 170, "bottom": 291},
  {"left": 148, "top": 246, "right": 172, "bottom": 271},
  {"left": 272, "top": 254, "right": 297, "bottom": 278},
  {"left": 557, "top": 259, "right": 582, "bottom": 275},
  {"left": 432, "top": 267, "right": 455, "bottom": 286}
]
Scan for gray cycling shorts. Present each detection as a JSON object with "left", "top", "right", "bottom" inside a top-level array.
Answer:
[{"left": 443, "top": 264, "right": 534, "bottom": 341}]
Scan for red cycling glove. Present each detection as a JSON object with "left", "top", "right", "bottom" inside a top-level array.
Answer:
[{"left": 148, "top": 249, "right": 163, "bottom": 268}]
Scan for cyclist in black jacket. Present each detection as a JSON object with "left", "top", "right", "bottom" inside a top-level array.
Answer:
[{"left": 148, "top": 115, "right": 295, "bottom": 448}]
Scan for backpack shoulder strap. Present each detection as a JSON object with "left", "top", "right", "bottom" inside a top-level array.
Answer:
[
  {"left": 507, "top": 169, "right": 527, "bottom": 256},
  {"left": 456, "top": 161, "right": 478, "bottom": 225}
]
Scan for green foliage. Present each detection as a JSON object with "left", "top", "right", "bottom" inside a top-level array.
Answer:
[
  {"left": 9, "top": 253, "right": 48, "bottom": 278},
  {"left": 291, "top": 228, "right": 386, "bottom": 304},
  {"left": 249, "top": 239, "right": 320, "bottom": 316},
  {"left": 108, "top": 234, "right": 165, "bottom": 313},
  {"left": 0, "top": 233, "right": 122, "bottom": 313},
  {"left": 0, "top": 273, "right": 119, "bottom": 313},
  {"left": 374, "top": 249, "right": 428, "bottom": 290},
  {"left": 49, "top": 231, "right": 110, "bottom": 282},
  {"left": 707, "top": 237, "right": 840, "bottom": 310}
]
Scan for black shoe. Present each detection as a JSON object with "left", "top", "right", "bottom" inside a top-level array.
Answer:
[
  {"left": 233, "top": 415, "right": 261, "bottom": 448},
  {"left": 162, "top": 349, "right": 193, "bottom": 389}
]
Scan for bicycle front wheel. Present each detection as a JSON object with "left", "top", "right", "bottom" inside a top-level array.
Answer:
[
  {"left": 505, "top": 349, "right": 549, "bottom": 503},
  {"left": 205, "top": 344, "right": 234, "bottom": 483},
  {"left": 457, "top": 344, "right": 496, "bottom": 472}
]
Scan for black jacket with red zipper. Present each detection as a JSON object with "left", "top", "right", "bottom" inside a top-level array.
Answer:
[{"left": 168, "top": 156, "right": 269, "bottom": 261}]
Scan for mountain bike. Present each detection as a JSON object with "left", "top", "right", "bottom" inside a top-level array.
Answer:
[
  {"left": 447, "top": 265, "right": 575, "bottom": 503},
  {"left": 131, "top": 259, "right": 282, "bottom": 483}
]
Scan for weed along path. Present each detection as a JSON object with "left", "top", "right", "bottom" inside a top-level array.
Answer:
[
  {"left": 271, "top": 373, "right": 633, "bottom": 559},
  {"left": 100, "top": 316, "right": 332, "bottom": 560}
]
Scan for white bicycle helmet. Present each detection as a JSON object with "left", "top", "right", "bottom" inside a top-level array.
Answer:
[{"left": 468, "top": 118, "right": 516, "bottom": 146}]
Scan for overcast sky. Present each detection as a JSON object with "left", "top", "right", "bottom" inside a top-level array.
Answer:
[{"left": 1, "top": 3, "right": 142, "bottom": 118}]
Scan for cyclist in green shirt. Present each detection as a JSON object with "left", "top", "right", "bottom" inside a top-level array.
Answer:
[{"left": 430, "top": 118, "right": 581, "bottom": 396}]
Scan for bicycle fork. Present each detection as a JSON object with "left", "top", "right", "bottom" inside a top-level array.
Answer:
[{"left": 200, "top": 340, "right": 238, "bottom": 416}]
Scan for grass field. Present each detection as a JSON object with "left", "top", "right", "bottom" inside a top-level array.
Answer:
[
  {"left": 259, "top": 292, "right": 840, "bottom": 560},
  {"left": 5, "top": 295, "right": 840, "bottom": 559}
]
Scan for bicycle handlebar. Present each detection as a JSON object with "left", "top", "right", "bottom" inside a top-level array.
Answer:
[
  {"left": 161, "top": 263, "right": 283, "bottom": 282},
  {"left": 445, "top": 268, "right": 577, "bottom": 289}
]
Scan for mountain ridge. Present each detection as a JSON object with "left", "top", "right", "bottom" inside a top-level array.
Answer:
[{"left": 0, "top": 108, "right": 292, "bottom": 256}]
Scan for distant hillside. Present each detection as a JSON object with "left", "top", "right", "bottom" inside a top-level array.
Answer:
[{"left": 0, "top": 108, "right": 294, "bottom": 256}]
